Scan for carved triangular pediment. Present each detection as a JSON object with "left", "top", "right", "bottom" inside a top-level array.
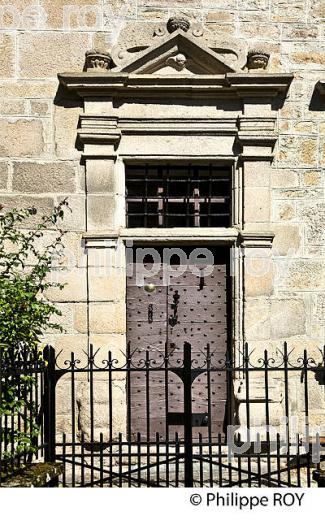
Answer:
[{"left": 115, "top": 30, "right": 237, "bottom": 75}]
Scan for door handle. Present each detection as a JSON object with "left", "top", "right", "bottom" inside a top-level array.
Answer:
[{"left": 148, "top": 303, "right": 153, "bottom": 324}]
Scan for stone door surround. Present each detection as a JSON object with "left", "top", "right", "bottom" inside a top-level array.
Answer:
[{"left": 58, "top": 17, "right": 293, "bottom": 357}]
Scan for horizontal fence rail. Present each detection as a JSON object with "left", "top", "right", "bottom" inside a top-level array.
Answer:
[{"left": 43, "top": 342, "right": 325, "bottom": 488}]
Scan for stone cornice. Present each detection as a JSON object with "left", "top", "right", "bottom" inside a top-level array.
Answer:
[
  {"left": 316, "top": 81, "right": 325, "bottom": 97},
  {"left": 58, "top": 72, "right": 293, "bottom": 100}
]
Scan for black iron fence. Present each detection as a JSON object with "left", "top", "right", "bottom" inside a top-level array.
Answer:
[
  {"left": 0, "top": 346, "right": 45, "bottom": 484},
  {"left": 42, "top": 342, "right": 325, "bottom": 487}
]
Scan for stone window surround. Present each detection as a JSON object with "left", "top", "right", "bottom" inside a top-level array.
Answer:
[{"left": 59, "top": 63, "right": 293, "bottom": 363}]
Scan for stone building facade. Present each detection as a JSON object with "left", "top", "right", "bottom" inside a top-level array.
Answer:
[{"left": 1, "top": 1, "right": 325, "bottom": 437}]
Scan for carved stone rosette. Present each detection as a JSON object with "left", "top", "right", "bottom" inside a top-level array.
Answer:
[{"left": 85, "top": 49, "right": 111, "bottom": 71}]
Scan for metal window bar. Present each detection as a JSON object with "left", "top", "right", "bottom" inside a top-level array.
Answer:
[{"left": 126, "top": 164, "right": 231, "bottom": 228}]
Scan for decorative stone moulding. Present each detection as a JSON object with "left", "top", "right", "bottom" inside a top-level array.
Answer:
[
  {"left": 111, "top": 18, "right": 247, "bottom": 72},
  {"left": 167, "top": 17, "right": 191, "bottom": 34},
  {"left": 154, "top": 21, "right": 204, "bottom": 39},
  {"left": 85, "top": 49, "right": 111, "bottom": 71},
  {"left": 247, "top": 50, "right": 270, "bottom": 71},
  {"left": 239, "top": 231, "right": 275, "bottom": 248}
]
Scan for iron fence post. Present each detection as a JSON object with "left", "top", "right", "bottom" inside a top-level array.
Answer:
[
  {"left": 183, "top": 342, "right": 193, "bottom": 487},
  {"left": 44, "top": 346, "right": 56, "bottom": 463}
]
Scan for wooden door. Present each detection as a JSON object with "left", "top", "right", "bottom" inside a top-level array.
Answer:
[{"left": 126, "top": 247, "right": 230, "bottom": 440}]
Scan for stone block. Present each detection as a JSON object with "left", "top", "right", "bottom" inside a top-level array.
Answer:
[
  {"left": 58, "top": 195, "right": 86, "bottom": 232},
  {"left": 86, "top": 160, "right": 116, "bottom": 194},
  {"left": 0, "top": 34, "right": 15, "bottom": 78},
  {"left": 48, "top": 302, "right": 75, "bottom": 334},
  {"left": 271, "top": 169, "right": 299, "bottom": 188},
  {"left": 279, "top": 104, "right": 303, "bottom": 120},
  {"left": 287, "top": 259, "right": 324, "bottom": 290},
  {"left": 278, "top": 136, "right": 317, "bottom": 167},
  {"left": 138, "top": 7, "right": 169, "bottom": 20},
  {"left": 0, "top": 196, "right": 54, "bottom": 226},
  {"left": 12, "top": 162, "right": 75, "bottom": 193},
  {"left": 18, "top": 32, "right": 89, "bottom": 78},
  {"left": 273, "top": 224, "right": 301, "bottom": 256},
  {"left": 244, "top": 162, "right": 270, "bottom": 188},
  {"left": 85, "top": 246, "right": 125, "bottom": 270},
  {"left": 239, "top": 22, "right": 281, "bottom": 40},
  {"left": 204, "top": 10, "right": 236, "bottom": 23},
  {"left": 300, "top": 203, "right": 325, "bottom": 244},
  {"left": 54, "top": 101, "right": 82, "bottom": 160},
  {"left": 282, "top": 24, "right": 319, "bottom": 40},
  {"left": 321, "top": 139, "right": 325, "bottom": 167},
  {"left": 73, "top": 304, "right": 87, "bottom": 334},
  {"left": 30, "top": 101, "right": 50, "bottom": 116},
  {"left": 310, "top": 0, "right": 325, "bottom": 19},
  {"left": 41, "top": 0, "right": 101, "bottom": 29},
  {"left": 88, "top": 267, "right": 126, "bottom": 302},
  {"left": 0, "top": 119, "right": 44, "bottom": 157},
  {"left": 54, "top": 334, "right": 89, "bottom": 368},
  {"left": 87, "top": 195, "right": 116, "bottom": 230},
  {"left": 274, "top": 202, "right": 296, "bottom": 221},
  {"left": 77, "top": 379, "right": 127, "bottom": 441},
  {"left": 0, "top": 99, "right": 26, "bottom": 116},
  {"left": 315, "top": 294, "right": 325, "bottom": 323},
  {"left": 89, "top": 302, "right": 126, "bottom": 334},
  {"left": 293, "top": 121, "right": 317, "bottom": 133},
  {"left": 291, "top": 50, "right": 325, "bottom": 67},
  {"left": 270, "top": 299, "right": 306, "bottom": 339},
  {"left": 0, "top": 81, "right": 57, "bottom": 99},
  {"left": 45, "top": 268, "right": 88, "bottom": 303},
  {"left": 301, "top": 170, "right": 321, "bottom": 186},
  {"left": 271, "top": 0, "right": 305, "bottom": 22},
  {"left": 245, "top": 254, "right": 274, "bottom": 297},
  {"left": 244, "top": 188, "right": 270, "bottom": 224},
  {"left": 58, "top": 231, "right": 85, "bottom": 268},
  {"left": 88, "top": 335, "right": 127, "bottom": 374},
  {"left": 201, "top": 21, "right": 236, "bottom": 36},
  {"left": 0, "top": 162, "right": 9, "bottom": 189},
  {"left": 139, "top": 0, "right": 201, "bottom": 6},
  {"left": 245, "top": 299, "right": 270, "bottom": 341},
  {"left": 201, "top": 0, "right": 236, "bottom": 7}
]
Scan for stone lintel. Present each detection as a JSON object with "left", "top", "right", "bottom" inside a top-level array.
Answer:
[{"left": 239, "top": 231, "right": 275, "bottom": 248}]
